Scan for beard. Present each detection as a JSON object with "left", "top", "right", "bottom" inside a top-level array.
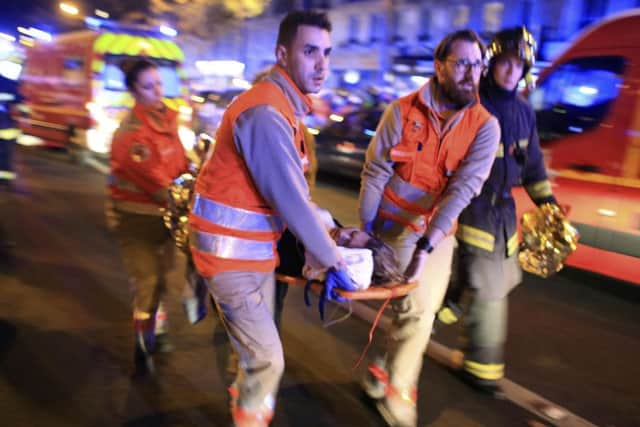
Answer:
[{"left": 438, "top": 74, "right": 478, "bottom": 108}]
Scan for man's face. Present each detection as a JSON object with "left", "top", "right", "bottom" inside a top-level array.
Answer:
[
  {"left": 329, "top": 227, "right": 371, "bottom": 249},
  {"left": 435, "top": 39, "right": 483, "bottom": 108},
  {"left": 132, "top": 68, "right": 163, "bottom": 108},
  {"left": 276, "top": 25, "right": 332, "bottom": 94},
  {"left": 492, "top": 53, "right": 525, "bottom": 91}
]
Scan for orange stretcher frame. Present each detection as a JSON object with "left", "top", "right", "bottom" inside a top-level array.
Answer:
[{"left": 275, "top": 274, "right": 417, "bottom": 300}]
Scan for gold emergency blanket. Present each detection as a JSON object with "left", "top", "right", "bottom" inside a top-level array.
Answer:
[
  {"left": 518, "top": 203, "right": 579, "bottom": 278},
  {"left": 163, "top": 172, "right": 196, "bottom": 251}
]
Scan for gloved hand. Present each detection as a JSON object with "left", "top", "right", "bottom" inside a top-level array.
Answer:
[
  {"left": 403, "top": 246, "right": 429, "bottom": 283},
  {"left": 304, "top": 267, "right": 357, "bottom": 320}
]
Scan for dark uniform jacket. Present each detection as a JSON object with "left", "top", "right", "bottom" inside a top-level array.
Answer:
[{"left": 457, "top": 77, "right": 556, "bottom": 258}]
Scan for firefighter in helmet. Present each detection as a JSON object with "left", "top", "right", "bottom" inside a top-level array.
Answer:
[{"left": 442, "top": 27, "right": 558, "bottom": 398}]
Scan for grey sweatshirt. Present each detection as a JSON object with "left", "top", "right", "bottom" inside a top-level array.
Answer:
[
  {"left": 232, "top": 67, "right": 342, "bottom": 269},
  {"left": 359, "top": 81, "right": 500, "bottom": 238}
]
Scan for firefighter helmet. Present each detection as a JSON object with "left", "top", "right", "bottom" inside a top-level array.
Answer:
[{"left": 486, "top": 27, "right": 537, "bottom": 76}]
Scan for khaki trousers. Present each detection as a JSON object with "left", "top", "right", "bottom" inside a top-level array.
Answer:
[
  {"left": 204, "top": 271, "right": 283, "bottom": 413},
  {"left": 381, "top": 228, "right": 455, "bottom": 393}
]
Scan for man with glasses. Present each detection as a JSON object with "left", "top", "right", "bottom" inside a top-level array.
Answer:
[{"left": 359, "top": 30, "right": 500, "bottom": 427}]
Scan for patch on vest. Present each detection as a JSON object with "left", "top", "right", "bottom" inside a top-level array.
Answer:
[{"left": 130, "top": 143, "right": 150, "bottom": 162}]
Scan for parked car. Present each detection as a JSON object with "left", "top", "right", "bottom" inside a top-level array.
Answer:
[
  {"left": 191, "top": 89, "right": 243, "bottom": 136},
  {"left": 314, "top": 107, "right": 384, "bottom": 179}
]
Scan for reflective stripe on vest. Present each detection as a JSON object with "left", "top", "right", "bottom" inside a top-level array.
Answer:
[
  {"left": 191, "top": 193, "right": 284, "bottom": 233},
  {"left": 378, "top": 174, "right": 437, "bottom": 230},
  {"left": 190, "top": 228, "right": 275, "bottom": 261}
]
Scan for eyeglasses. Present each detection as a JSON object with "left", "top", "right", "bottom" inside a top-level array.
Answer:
[{"left": 446, "top": 58, "right": 484, "bottom": 73}]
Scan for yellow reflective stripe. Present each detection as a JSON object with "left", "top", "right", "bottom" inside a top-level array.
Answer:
[
  {"left": 437, "top": 307, "right": 459, "bottom": 325},
  {"left": 91, "top": 59, "right": 104, "bottom": 73},
  {"left": 163, "top": 98, "right": 178, "bottom": 111},
  {"left": 94, "top": 33, "right": 116, "bottom": 54},
  {"left": 456, "top": 224, "right": 495, "bottom": 251},
  {"left": 518, "top": 138, "right": 529, "bottom": 148},
  {"left": 464, "top": 360, "right": 504, "bottom": 380},
  {"left": 164, "top": 40, "right": 184, "bottom": 62},
  {"left": 507, "top": 232, "right": 519, "bottom": 256},
  {"left": 496, "top": 143, "right": 504, "bottom": 158},
  {"left": 145, "top": 37, "right": 167, "bottom": 58},
  {"left": 526, "top": 179, "right": 553, "bottom": 199},
  {"left": 112, "top": 34, "right": 135, "bottom": 55},
  {"left": 0, "top": 128, "right": 21, "bottom": 139}
]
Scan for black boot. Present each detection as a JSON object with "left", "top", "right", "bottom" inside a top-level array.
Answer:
[
  {"left": 457, "top": 370, "right": 506, "bottom": 399},
  {"left": 132, "top": 318, "right": 156, "bottom": 377}
]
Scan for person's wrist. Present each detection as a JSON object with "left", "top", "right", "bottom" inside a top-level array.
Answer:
[{"left": 416, "top": 236, "right": 434, "bottom": 253}]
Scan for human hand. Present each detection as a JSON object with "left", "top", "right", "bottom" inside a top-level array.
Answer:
[
  {"left": 304, "top": 268, "right": 357, "bottom": 320},
  {"left": 403, "top": 246, "right": 429, "bottom": 283}
]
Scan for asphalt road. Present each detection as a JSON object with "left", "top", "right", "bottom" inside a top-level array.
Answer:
[{"left": 0, "top": 147, "right": 638, "bottom": 427}]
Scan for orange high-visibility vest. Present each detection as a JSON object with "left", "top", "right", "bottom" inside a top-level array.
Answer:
[
  {"left": 109, "top": 103, "right": 187, "bottom": 214},
  {"left": 378, "top": 90, "right": 491, "bottom": 232},
  {"left": 189, "top": 78, "right": 309, "bottom": 277}
]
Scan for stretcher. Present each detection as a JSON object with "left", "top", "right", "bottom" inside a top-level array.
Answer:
[
  {"left": 275, "top": 274, "right": 417, "bottom": 300},
  {"left": 276, "top": 274, "right": 418, "bottom": 368}
]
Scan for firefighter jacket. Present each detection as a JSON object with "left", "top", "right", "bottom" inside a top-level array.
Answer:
[
  {"left": 109, "top": 103, "right": 189, "bottom": 215},
  {"left": 457, "top": 77, "right": 556, "bottom": 258},
  {"left": 189, "top": 65, "right": 341, "bottom": 278},
  {"left": 360, "top": 80, "right": 500, "bottom": 238}
]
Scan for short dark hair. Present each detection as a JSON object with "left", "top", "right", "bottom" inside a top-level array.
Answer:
[
  {"left": 119, "top": 59, "right": 157, "bottom": 91},
  {"left": 277, "top": 10, "right": 332, "bottom": 48},
  {"left": 434, "top": 29, "right": 485, "bottom": 62}
]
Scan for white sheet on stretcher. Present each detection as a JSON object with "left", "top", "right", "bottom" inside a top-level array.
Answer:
[{"left": 303, "top": 206, "right": 374, "bottom": 290}]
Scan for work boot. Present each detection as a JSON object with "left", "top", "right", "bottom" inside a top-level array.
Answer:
[
  {"left": 154, "top": 303, "right": 174, "bottom": 353},
  {"left": 457, "top": 369, "right": 506, "bottom": 400},
  {"left": 133, "top": 316, "right": 156, "bottom": 376},
  {"left": 361, "top": 357, "right": 387, "bottom": 400},
  {"left": 229, "top": 388, "right": 274, "bottom": 427},
  {"left": 375, "top": 387, "right": 417, "bottom": 427}
]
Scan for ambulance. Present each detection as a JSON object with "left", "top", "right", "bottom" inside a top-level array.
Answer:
[
  {"left": 515, "top": 10, "right": 640, "bottom": 285},
  {"left": 16, "top": 20, "right": 194, "bottom": 158}
]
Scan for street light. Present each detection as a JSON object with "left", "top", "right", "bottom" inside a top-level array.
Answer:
[
  {"left": 95, "top": 9, "right": 109, "bottom": 19},
  {"left": 59, "top": 2, "right": 79, "bottom": 16}
]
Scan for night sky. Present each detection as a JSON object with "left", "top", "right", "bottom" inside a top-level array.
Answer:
[{"left": 0, "top": 0, "right": 140, "bottom": 37}]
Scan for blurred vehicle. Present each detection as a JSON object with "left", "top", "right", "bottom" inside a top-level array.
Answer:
[
  {"left": 191, "top": 89, "right": 242, "bottom": 137},
  {"left": 0, "top": 75, "right": 20, "bottom": 182},
  {"left": 314, "top": 107, "right": 384, "bottom": 179},
  {"left": 16, "top": 20, "right": 193, "bottom": 158},
  {"left": 514, "top": 10, "right": 640, "bottom": 285}
]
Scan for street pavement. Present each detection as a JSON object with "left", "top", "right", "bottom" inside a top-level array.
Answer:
[{"left": 0, "top": 146, "right": 638, "bottom": 427}]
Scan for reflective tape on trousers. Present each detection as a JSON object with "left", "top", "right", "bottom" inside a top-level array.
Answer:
[
  {"left": 190, "top": 229, "right": 275, "bottom": 261},
  {"left": 192, "top": 194, "right": 283, "bottom": 233}
]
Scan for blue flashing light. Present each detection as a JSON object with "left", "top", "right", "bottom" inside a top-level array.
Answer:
[{"left": 85, "top": 17, "right": 102, "bottom": 29}]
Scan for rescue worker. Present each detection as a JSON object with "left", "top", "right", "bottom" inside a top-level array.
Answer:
[
  {"left": 442, "top": 27, "right": 557, "bottom": 398},
  {"left": 359, "top": 30, "right": 500, "bottom": 427},
  {"left": 188, "top": 11, "right": 356, "bottom": 426},
  {"left": 108, "top": 59, "right": 189, "bottom": 375}
]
